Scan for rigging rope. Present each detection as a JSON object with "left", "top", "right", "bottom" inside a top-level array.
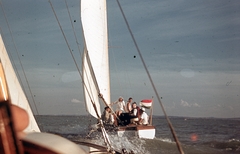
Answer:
[
  {"left": 49, "top": 1, "right": 115, "bottom": 152},
  {"left": 48, "top": 0, "right": 80, "bottom": 75},
  {"left": 0, "top": 0, "right": 39, "bottom": 115},
  {"left": 116, "top": 0, "right": 184, "bottom": 154},
  {"left": 49, "top": 0, "right": 102, "bottom": 109},
  {"left": 64, "top": 0, "right": 82, "bottom": 61},
  {"left": 49, "top": 1, "right": 100, "bottom": 118}
]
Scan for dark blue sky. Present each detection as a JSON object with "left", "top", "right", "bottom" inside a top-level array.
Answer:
[{"left": 0, "top": 0, "right": 240, "bottom": 117}]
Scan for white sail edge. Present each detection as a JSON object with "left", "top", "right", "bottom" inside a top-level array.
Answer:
[
  {"left": 0, "top": 34, "right": 40, "bottom": 132},
  {"left": 81, "top": 0, "right": 111, "bottom": 118},
  {"left": 82, "top": 48, "right": 101, "bottom": 118}
]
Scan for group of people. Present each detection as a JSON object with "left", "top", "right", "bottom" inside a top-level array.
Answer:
[{"left": 101, "top": 97, "right": 149, "bottom": 126}]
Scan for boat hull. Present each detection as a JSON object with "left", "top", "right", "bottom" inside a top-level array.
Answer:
[{"left": 117, "top": 125, "right": 155, "bottom": 139}]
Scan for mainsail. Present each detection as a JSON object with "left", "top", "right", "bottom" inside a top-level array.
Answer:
[
  {"left": 81, "top": 0, "right": 110, "bottom": 118},
  {"left": 0, "top": 34, "right": 40, "bottom": 132}
]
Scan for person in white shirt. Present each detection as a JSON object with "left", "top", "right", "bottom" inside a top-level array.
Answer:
[
  {"left": 111, "top": 96, "right": 126, "bottom": 116},
  {"left": 139, "top": 107, "right": 148, "bottom": 125}
]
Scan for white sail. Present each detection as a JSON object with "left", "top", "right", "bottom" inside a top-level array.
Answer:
[
  {"left": 0, "top": 34, "right": 40, "bottom": 132},
  {"left": 81, "top": 0, "right": 110, "bottom": 118}
]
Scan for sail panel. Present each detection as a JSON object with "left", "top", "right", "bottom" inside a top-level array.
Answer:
[
  {"left": 82, "top": 48, "right": 101, "bottom": 118},
  {"left": 0, "top": 35, "right": 40, "bottom": 132},
  {"left": 81, "top": 0, "right": 111, "bottom": 118}
]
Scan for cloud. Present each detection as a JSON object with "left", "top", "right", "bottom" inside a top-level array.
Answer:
[
  {"left": 62, "top": 71, "right": 80, "bottom": 83},
  {"left": 71, "top": 98, "right": 82, "bottom": 103},
  {"left": 180, "top": 100, "right": 190, "bottom": 107},
  {"left": 180, "top": 100, "right": 200, "bottom": 107},
  {"left": 181, "top": 69, "right": 195, "bottom": 78},
  {"left": 192, "top": 103, "right": 200, "bottom": 107}
]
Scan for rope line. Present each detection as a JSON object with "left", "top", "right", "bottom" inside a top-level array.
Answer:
[
  {"left": 0, "top": 0, "right": 39, "bottom": 115},
  {"left": 49, "top": 0, "right": 98, "bottom": 113},
  {"left": 64, "top": 0, "right": 82, "bottom": 60},
  {"left": 49, "top": 1, "right": 114, "bottom": 152},
  {"left": 49, "top": 0, "right": 102, "bottom": 109},
  {"left": 116, "top": 0, "right": 184, "bottom": 153}
]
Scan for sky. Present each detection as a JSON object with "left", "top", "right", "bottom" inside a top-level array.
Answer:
[{"left": 0, "top": 0, "right": 240, "bottom": 118}]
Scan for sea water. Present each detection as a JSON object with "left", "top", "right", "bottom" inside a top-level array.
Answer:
[{"left": 36, "top": 115, "right": 240, "bottom": 154}]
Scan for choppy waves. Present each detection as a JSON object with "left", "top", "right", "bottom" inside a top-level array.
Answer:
[
  {"left": 36, "top": 115, "right": 240, "bottom": 154},
  {"left": 206, "top": 139, "right": 240, "bottom": 152}
]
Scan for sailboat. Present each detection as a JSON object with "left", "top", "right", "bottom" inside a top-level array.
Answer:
[
  {"left": 0, "top": 0, "right": 185, "bottom": 153},
  {"left": 0, "top": 0, "right": 134, "bottom": 153},
  {"left": 81, "top": 0, "right": 155, "bottom": 140}
]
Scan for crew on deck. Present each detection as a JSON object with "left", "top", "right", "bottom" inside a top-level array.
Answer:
[
  {"left": 129, "top": 102, "right": 140, "bottom": 124},
  {"left": 101, "top": 106, "right": 114, "bottom": 125},
  {"left": 138, "top": 107, "right": 149, "bottom": 125},
  {"left": 126, "top": 97, "right": 133, "bottom": 113},
  {"left": 111, "top": 96, "right": 126, "bottom": 116},
  {"left": 110, "top": 97, "right": 149, "bottom": 126}
]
